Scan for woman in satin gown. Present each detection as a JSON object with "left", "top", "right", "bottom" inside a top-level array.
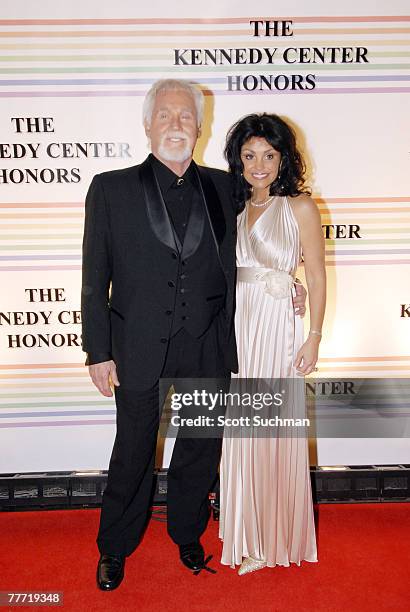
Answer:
[{"left": 219, "top": 114, "right": 326, "bottom": 575}]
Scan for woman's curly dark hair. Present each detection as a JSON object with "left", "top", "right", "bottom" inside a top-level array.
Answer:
[{"left": 224, "top": 113, "right": 310, "bottom": 212}]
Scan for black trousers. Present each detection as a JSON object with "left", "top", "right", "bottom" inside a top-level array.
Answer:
[{"left": 97, "top": 322, "right": 230, "bottom": 556}]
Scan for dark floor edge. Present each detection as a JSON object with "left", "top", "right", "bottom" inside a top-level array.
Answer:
[{"left": 1, "top": 465, "right": 409, "bottom": 511}]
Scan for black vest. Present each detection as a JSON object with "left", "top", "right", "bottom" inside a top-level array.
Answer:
[
  {"left": 169, "top": 194, "right": 227, "bottom": 338},
  {"left": 141, "top": 159, "right": 228, "bottom": 340}
]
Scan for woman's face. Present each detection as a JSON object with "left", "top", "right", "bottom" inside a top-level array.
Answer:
[{"left": 240, "top": 136, "right": 281, "bottom": 192}]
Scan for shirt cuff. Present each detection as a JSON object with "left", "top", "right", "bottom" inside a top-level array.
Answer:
[{"left": 85, "top": 352, "right": 112, "bottom": 366}]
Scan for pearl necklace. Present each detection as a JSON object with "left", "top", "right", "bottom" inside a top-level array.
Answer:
[{"left": 249, "top": 195, "right": 274, "bottom": 208}]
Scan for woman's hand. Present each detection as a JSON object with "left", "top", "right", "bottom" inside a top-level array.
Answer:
[{"left": 294, "top": 334, "right": 320, "bottom": 376}]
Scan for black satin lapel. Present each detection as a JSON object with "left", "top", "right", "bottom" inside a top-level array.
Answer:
[
  {"left": 180, "top": 193, "right": 204, "bottom": 260},
  {"left": 139, "top": 159, "right": 180, "bottom": 252},
  {"left": 196, "top": 165, "right": 226, "bottom": 247}
]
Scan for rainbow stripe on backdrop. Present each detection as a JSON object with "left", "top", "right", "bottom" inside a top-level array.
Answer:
[
  {"left": 1, "top": 359, "right": 410, "bottom": 428},
  {"left": 1, "top": 197, "right": 409, "bottom": 270},
  {"left": 0, "top": 363, "right": 115, "bottom": 429},
  {"left": 0, "top": 16, "right": 409, "bottom": 96}
]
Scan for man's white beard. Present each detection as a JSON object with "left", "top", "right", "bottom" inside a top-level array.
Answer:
[{"left": 157, "top": 132, "right": 193, "bottom": 163}]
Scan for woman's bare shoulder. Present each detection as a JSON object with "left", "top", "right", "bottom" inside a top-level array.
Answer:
[{"left": 288, "top": 193, "right": 319, "bottom": 222}]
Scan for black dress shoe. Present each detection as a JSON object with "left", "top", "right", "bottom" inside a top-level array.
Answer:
[
  {"left": 97, "top": 554, "right": 125, "bottom": 591},
  {"left": 179, "top": 541, "right": 205, "bottom": 571}
]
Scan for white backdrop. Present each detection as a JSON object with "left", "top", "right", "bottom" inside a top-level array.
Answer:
[{"left": 0, "top": 0, "right": 409, "bottom": 471}]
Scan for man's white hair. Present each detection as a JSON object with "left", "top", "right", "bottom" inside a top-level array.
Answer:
[{"left": 142, "top": 79, "right": 204, "bottom": 128}]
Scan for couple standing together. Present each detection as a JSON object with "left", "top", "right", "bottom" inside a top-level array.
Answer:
[{"left": 81, "top": 78, "right": 326, "bottom": 588}]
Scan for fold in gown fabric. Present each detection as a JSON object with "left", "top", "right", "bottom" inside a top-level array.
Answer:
[{"left": 219, "top": 196, "right": 318, "bottom": 568}]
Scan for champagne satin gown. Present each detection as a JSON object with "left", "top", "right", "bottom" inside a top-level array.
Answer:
[{"left": 219, "top": 196, "right": 318, "bottom": 568}]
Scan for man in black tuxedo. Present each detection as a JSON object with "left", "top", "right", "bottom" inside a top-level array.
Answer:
[
  {"left": 82, "top": 79, "right": 238, "bottom": 589},
  {"left": 82, "top": 79, "right": 306, "bottom": 589}
]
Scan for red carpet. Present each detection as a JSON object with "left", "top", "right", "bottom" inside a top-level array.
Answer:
[{"left": 1, "top": 504, "right": 409, "bottom": 611}]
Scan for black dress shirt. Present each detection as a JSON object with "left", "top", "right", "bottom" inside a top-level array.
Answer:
[{"left": 149, "top": 153, "right": 199, "bottom": 244}]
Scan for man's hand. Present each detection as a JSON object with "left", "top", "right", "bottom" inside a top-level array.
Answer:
[
  {"left": 88, "top": 360, "right": 120, "bottom": 397},
  {"left": 293, "top": 280, "right": 306, "bottom": 317}
]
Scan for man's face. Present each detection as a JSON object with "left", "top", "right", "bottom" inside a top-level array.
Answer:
[{"left": 145, "top": 88, "right": 200, "bottom": 164}]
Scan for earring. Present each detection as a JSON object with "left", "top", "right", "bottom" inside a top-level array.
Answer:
[{"left": 274, "top": 161, "right": 283, "bottom": 184}]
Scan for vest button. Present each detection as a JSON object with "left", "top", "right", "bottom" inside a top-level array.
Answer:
[
  {"left": 180, "top": 274, "right": 186, "bottom": 280},
  {"left": 180, "top": 288, "right": 185, "bottom": 294},
  {"left": 181, "top": 302, "right": 187, "bottom": 307},
  {"left": 165, "top": 310, "right": 172, "bottom": 315},
  {"left": 168, "top": 281, "right": 175, "bottom": 288},
  {"left": 171, "top": 252, "right": 178, "bottom": 259},
  {"left": 182, "top": 316, "right": 188, "bottom": 321},
  {"left": 160, "top": 337, "right": 168, "bottom": 344}
]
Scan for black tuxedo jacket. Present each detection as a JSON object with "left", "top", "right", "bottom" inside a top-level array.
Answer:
[{"left": 81, "top": 156, "right": 238, "bottom": 389}]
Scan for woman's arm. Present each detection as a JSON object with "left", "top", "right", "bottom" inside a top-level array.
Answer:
[{"left": 290, "top": 194, "right": 326, "bottom": 375}]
